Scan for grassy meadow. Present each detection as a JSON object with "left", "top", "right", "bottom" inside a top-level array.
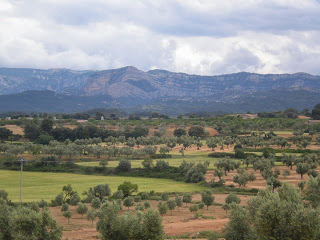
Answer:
[
  {"left": 77, "top": 150, "right": 224, "bottom": 169},
  {"left": 0, "top": 170, "right": 208, "bottom": 202}
]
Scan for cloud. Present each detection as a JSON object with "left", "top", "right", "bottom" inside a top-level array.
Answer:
[{"left": 0, "top": 0, "right": 320, "bottom": 75}]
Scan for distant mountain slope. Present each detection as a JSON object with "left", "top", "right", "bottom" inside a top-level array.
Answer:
[
  {"left": 0, "top": 66, "right": 319, "bottom": 113},
  {"left": 0, "top": 90, "right": 114, "bottom": 113},
  {"left": 0, "top": 68, "right": 94, "bottom": 95}
]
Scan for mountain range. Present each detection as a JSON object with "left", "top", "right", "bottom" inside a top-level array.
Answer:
[{"left": 0, "top": 66, "right": 319, "bottom": 114}]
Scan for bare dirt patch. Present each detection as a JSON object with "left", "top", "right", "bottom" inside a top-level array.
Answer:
[
  {"left": 3, "top": 125, "right": 24, "bottom": 135},
  {"left": 206, "top": 165, "right": 320, "bottom": 189},
  {"left": 50, "top": 193, "right": 244, "bottom": 240}
]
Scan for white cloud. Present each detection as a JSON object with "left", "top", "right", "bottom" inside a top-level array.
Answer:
[{"left": 0, "top": 0, "right": 320, "bottom": 75}]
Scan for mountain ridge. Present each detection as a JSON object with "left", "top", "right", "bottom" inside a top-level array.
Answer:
[{"left": 0, "top": 66, "right": 319, "bottom": 114}]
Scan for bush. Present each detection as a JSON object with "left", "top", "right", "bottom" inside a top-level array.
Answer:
[
  {"left": 91, "top": 197, "right": 101, "bottom": 209},
  {"left": 234, "top": 148, "right": 246, "bottom": 159},
  {"left": 61, "top": 203, "right": 69, "bottom": 212},
  {"left": 135, "top": 203, "right": 144, "bottom": 211},
  {"left": 34, "top": 134, "right": 54, "bottom": 145},
  {"left": 189, "top": 204, "right": 199, "bottom": 213},
  {"left": 116, "top": 159, "right": 132, "bottom": 172},
  {"left": 70, "top": 193, "right": 81, "bottom": 206},
  {"left": 118, "top": 182, "right": 138, "bottom": 197},
  {"left": 112, "top": 190, "right": 124, "bottom": 200},
  {"left": 97, "top": 206, "right": 164, "bottom": 240},
  {"left": 154, "top": 160, "right": 169, "bottom": 171},
  {"left": 138, "top": 192, "right": 149, "bottom": 200},
  {"left": 134, "top": 195, "right": 142, "bottom": 203},
  {"left": 161, "top": 192, "right": 169, "bottom": 201},
  {"left": 209, "top": 178, "right": 225, "bottom": 188},
  {"left": 52, "top": 193, "right": 64, "bottom": 206},
  {"left": 144, "top": 201, "right": 151, "bottom": 209},
  {"left": 76, "top": 203, "right": 88, "bottom": 218},
  {"left": 225, "top": 193, "right": 241, "bottom": 204}
]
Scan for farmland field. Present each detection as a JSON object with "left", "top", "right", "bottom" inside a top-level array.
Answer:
[
  {"left": 77, "top": 148, "right": 239, "bottom": 170},
  {"left": 0, "top": 170, "right": 208, "bottom": 202}
]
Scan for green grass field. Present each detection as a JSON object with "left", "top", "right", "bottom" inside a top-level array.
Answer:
[
  {"left": 247, "top": 152, "right": 302, "bottom": 157},
  {"left": 77, "top": 150, "right": 227, "bottom": 170},
  {"left": 0, "top": 170, "right": 208, "bottom": 202},
  {"left": 252, "top": 130, "right": 294, "bottom": 135}
]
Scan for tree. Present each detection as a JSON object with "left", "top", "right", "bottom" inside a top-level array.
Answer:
[
  {"left": 0, "top": 200, "right": 12, "bottom": 239},
  {"left": 134, "top": 195, "right": 142, "bottom": 203},
  {"left": 92, "top": 184, "right": 111, "bottom": 201},
  {"left": 161, "top": 192, "right": 169, "bottom": 201},
  {"left": 70, "top": 193, "right": 81, "bottom": 206},
  {"left": 63, "top": 210, "right": 72, "bottom": 223},
  {"left": 189, "top": 204, "right": 199, "bottom": 213},
  {"left": 52, "top": 193, "right": 64, "bottom": 206},
  {"left": 184, "top": 163, "right": 207, "bottom": 183},
  {"left": 166, "top": 199, "right": 176, "bottom": 215},
  {"left": 312, "top": 103, "right": 320, "bottom": 120},
  {"left": 9, "top": 206, "right": 62, "bottom": 240},
  {"left": 198, "top": 202, "right": 205, "bottom": 210},
  {"left": 118, "top": 182, "right": 138, "bottom": 197},
  {"left": 235, "top": 148, "right": 246, "bottom": 159},
  {"left": 112, "top": 190, "right": 124, "bottom": 200},
  {"left": 34, "top": 134, "right": 54, "bottom": 145},
  {"left": 233, "top": 183, "right": 320, "bottom": 240},
  {"left": 6, "top": 145, "right": 25, "bottom": 157},
  {"left": 159, "top": 146, "right": 170, "bottom": 155},
  {"left": 224, "top": 205, "right": 255, "bottom": 240},
  {"left": 222, "top": 203, "right": 231, "bottom": 213},
  {"left": 233, "top": 172, "right": 249, "bottom": 188},
  {"left": 144, "top": 201, "right": 151, "bottom": 209},
  {"left": 141, "top": 209, "right": 164, "bottom": 240},
  {"left": 158, "top": 201, "right": 168, "bottom": 216},
  {"left": 201, "top": 191, "right": 214, "bottom": 210},
  {"left": 61, "top": 203, "right": 69, "bottom": 212},
  {"left": 213, "top": 168, "right": 224, "bottom": 180},
  {"left": 86, "top": 209, "right": 96, "bottom": 225},
  {"left": 0, "top": 127, "right": 13, "bottom": 140},
  {"left": 142, "top": 158, "right": 154, "bottom": 170},
  {"left": 207, "top": 138, "right": 218, "bottom": 151},
  {"left": 282, "top": 170, "right": 290, "bottom": 178},
  {"left": 304, "top": 176, "right": 320, "bottom": 208},
  {"left": 116, "top": 159, "right": 132, "bottom": 172},
  {"left": 38, "top": 199, "right": 48, "bottom": 208},
  {"left": 298, "top": 181, "right": 306, "bottom": 192},
  {"left": 41, "top": 118, "right": 54, "bottom": 134},
  {"left": 188, "top": 126, "right": 206, "bottom": 137},
  {"left": 183, "top": 193, "right": 192, "bottom": 206},
  {"left": 215, "top": 158, "right": 238, "bottom": 176},
  {"left": 24, "top": 123, "right": 42, "bottom": 141},
  {"left": 175, "top": 196, "right": 183, "bottom": 211},
  {"left": 179, "top": 147, "right": 184, "bottom": 156},
  {"left": 91, "top": 197, "right": 101, "bottom": 209},
  {"left": 225, "top": 193, "right": 241, "bottom": 204},
  {"left": 266, "top": 176, "right": 282, "bottom": 192},
  {"left": 123, "top": 197, "right": 134, "bottom": 210},
  {"left": 97, "top": 205, "right": 164, "bottom": 240},
  {"left": 0, "top": 190, "right": 8, "bottom": 201},
  {"left": 76, "top": 203, "right": 88, "bottom": 218},
  {"left": 173, "top": 128, "right": 186, "bottom": 137},
  {"left": 296, "top": 163, "right": 311, "bottom": 179}
]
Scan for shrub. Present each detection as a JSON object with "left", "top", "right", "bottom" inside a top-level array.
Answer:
[
  {"left": 189, "top": 204, "right": 199, "bottom": 213},
  {"left": 225, "top": 193, "right": 241, "bottom": 204},
  {"left": 116, "top": 159, "right": 132, "bottom": 172}
]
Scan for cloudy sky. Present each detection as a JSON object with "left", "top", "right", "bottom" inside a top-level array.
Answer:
[{"left": 1, "top": 0, "right": 320, "bottom": 75}]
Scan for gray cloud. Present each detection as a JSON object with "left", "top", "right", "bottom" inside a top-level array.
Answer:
[{"left": 0, "top": 0, "right": 320, "bottom": 75}]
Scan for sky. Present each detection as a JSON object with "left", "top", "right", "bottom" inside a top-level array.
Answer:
[{"left": 1, "top": 0, "right": 320, "bottom": 75}]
